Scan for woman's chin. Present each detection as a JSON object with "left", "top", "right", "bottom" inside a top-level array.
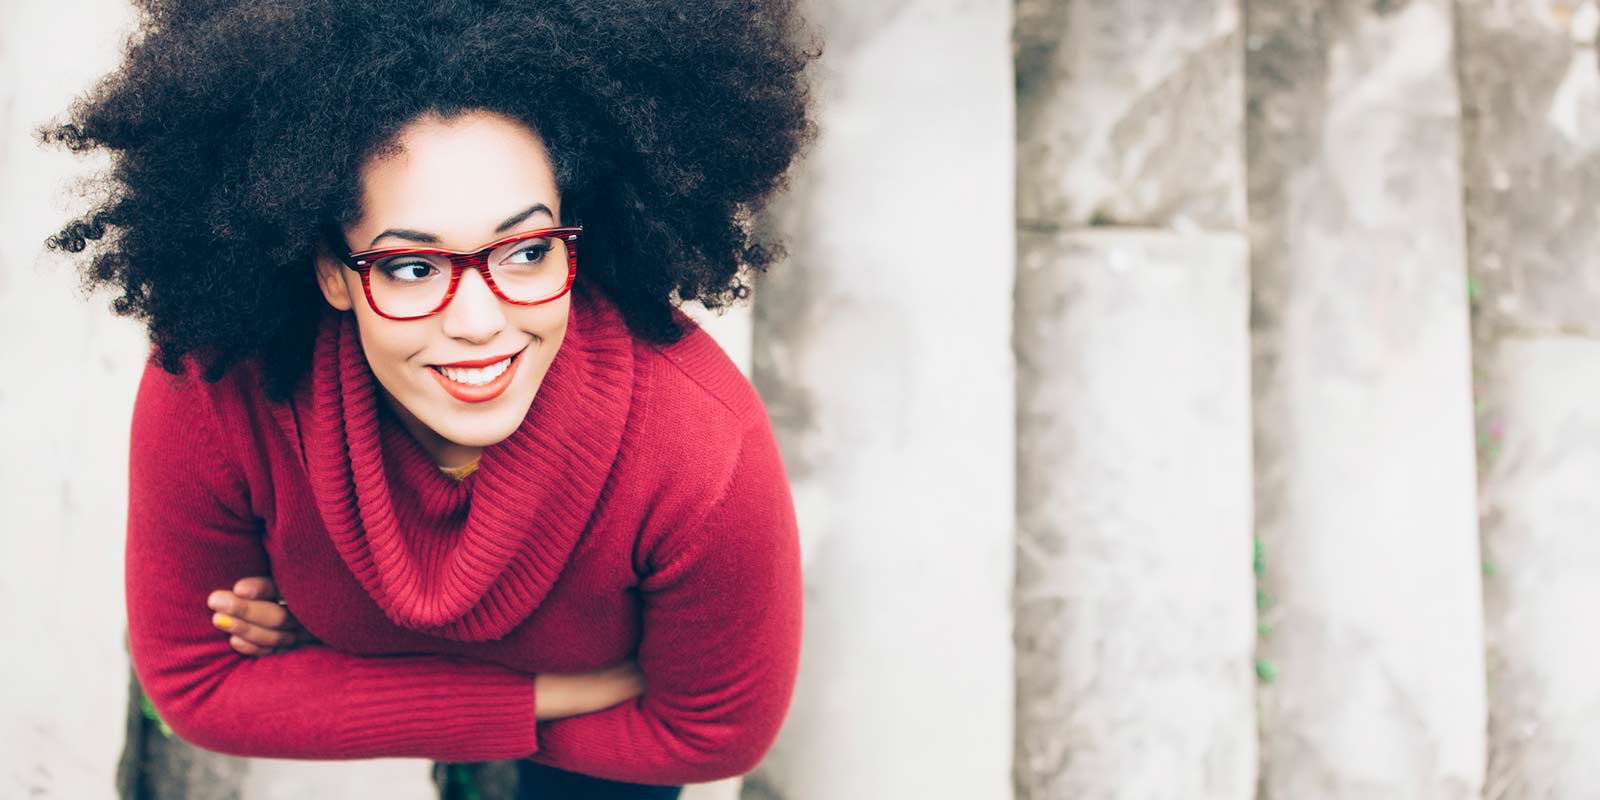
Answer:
[
  {"left": 438, "top": 424, "right": 520, "bottom": 450},
  {"left": 414, "top": 360, "right": 544, "bottom": 446},
  {"left": 426, "top": 397, "right": 535, "bottom": 449}
]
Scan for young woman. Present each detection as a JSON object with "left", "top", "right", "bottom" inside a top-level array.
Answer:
[{"left": 47, "top": 1, "right": 814, "bottom": 796}]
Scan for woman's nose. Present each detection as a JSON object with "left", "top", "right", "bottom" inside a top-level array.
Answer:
[{"left": 438, "top": 267, "right": 507, "bottom": 342}]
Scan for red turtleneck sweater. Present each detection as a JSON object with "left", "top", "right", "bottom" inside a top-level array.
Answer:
[{"left": 124, "top": 282, "right": 802, "bottom": 785}]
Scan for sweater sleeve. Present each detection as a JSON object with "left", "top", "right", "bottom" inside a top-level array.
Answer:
[
  {"left": 125, "top": 356, "right": 540, "bottom": 761},
  {"left": 526, "top": 408, "right": 803, "bottom": 785}
]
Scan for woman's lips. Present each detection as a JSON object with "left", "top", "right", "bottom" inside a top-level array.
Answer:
[{"left": 428, "top": 347, "right": 526, "bottom": 403}]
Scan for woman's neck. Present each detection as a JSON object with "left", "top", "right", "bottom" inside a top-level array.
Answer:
[{"left": 378, "top": 386, "right": 483, "bottom": 470}]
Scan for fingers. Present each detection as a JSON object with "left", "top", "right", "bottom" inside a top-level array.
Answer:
[
  {"left": 228, "top": 633, "right": 277, "bottom": 657},
  {"left": 222, "top": 626, "right": 320, "bottom": 657},
  {"left": 232, "top": 575, "right": 279, "bottom": 601},
  {"left": 211, "top": 608, "right": 299, "bottom": 651},
  {"left": 207, "top": 584, "right": 319, "bottom": 659},
  {"left": 208, "top": 590, "right": 299, "bottom": 631}
]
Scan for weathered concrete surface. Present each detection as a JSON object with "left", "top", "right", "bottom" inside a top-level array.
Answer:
[
  {"left": 748, "top": 0, "right": 1016, "bottom": 797},
  {"left": 1475, "top": 338, "right": 1600, "bottom": 798},
  {"left": 1015, "top": 0, "right": 1245, "bottom": 231},
  {"left": 1013, "top": 3, "right": 1253, "bottom": 797},
  {"left": 1457, "top": 0, "right": 1600, "bottom": 340},
  {"left": 1014, "top": 230, "right": 1256, "bottom": 800},
  {"left": 1456, "top": 3, "right": 1600, "bottom": 795},
  {"left": 1246, "top": 2, "right": 1486, "bottom": 797},
  {"left": 1, "top": 3, "right": 157, "bottom": 798},
  {"left": 241, "top": 759, "right": 435, "bottom": 800}
]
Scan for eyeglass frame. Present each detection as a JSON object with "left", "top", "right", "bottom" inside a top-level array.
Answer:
[{"left": 325, "top": 224, "right": 583, "bottom": 321}]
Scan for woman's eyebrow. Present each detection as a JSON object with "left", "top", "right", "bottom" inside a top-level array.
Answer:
[
  {"left": 367, "top": 203, "right": 556, "bottom": 247},
  {"left": 493, "top": 203, "right": 555, "bottom": 233}
]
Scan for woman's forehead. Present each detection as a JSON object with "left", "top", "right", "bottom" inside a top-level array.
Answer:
[
  {"left": 354, "top": 111, "right": 560, "bottom": 241},
  {"left": 356, "top": 203, "right": 558, "bottom": 252}
]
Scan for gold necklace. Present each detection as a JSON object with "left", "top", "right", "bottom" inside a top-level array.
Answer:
[{"left": 438, "top": 454, "right": 483, "bottom": 482}]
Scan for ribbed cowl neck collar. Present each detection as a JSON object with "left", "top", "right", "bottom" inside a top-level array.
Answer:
[{"left": 293, "top": 280, "right": 635, "bottom": 642}]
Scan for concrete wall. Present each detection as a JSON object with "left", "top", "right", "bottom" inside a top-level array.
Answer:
[
  {"left": 1456, "top": 2, "right": 1600, "bottom": 796},
  {"left": 1013, "top": 2, "right": 1256, "bottom": 798},
  {"left": 1246, "top": 2, "right": 1486, "bottom": 796},
  {"left": 1014, "top": 232, "right": 1255, "bottom": 800},
  {"left": 745, "top": 1, "right": 1017, "bottom": 797},
  {"left": 3, "top": 2, "right": 173, "bottom": 797}
]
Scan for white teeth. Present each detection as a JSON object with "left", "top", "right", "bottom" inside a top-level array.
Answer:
[{"left": 436, "top": 356, "right": 512, "bottom": 386}]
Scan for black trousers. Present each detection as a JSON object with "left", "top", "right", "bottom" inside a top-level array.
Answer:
[{"left": 514, "top": 760, "right": 683, "bottom": 799}]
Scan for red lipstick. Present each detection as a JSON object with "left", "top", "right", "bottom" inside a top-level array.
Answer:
[
  {"left": 434, "top": 351, "right": 523, "bottom": 369},
  {"left": 427, "top": 347, "right": 526, "bottom": 403}
]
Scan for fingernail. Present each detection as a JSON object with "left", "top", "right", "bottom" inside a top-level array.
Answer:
[
  {"left": 207, "top": 593, "right": 224, "bottom": 610},
  {"left": 214, "top": 613, "right": 235, "bottom": 630}
]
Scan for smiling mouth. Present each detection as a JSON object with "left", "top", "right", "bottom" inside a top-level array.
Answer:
[
  {"left": 426, "top": 346, "right": 529, "bottom": 402},
  {"left": 431, "top": 356, "right": 514, "bottom": 386}
]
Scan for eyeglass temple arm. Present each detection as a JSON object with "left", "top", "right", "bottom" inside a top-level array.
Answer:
[{"left": 319, "top": 222, "right": 364, "bottom": 271}]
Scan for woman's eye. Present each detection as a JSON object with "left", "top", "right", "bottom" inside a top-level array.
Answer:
[
  {"left": 505, "top": 243, "right": 551, "bottom": 265},
  {"left": 380, "top": 261, "right": 437, "bottom": 282}
]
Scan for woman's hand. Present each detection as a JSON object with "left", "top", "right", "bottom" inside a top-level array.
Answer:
[
  {"left": 207, "top": 576, "right": 319, "bottom": 657},
  {"left": 534, "top": 662, "right": 646, "bottom": 721}
]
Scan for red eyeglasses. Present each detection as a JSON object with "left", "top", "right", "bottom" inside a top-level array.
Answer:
[{"left": 332, "top": 226, "right": 582, "bottom": 320}]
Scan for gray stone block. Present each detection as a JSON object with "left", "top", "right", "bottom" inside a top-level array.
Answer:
[
  {"left": 1014, "top": 229, "right": 1256, "bottom": 800},
  {"left": 1478, "top": 336, "right": 1600, "bottom": 797},
  {"left": 1458, "top": 1, "right": 1600, "bottom": 337},
  {"left": 1016, "top": 0, "right": 1245, "bottom": 230},
  {"left": 1247, "top": 2, "right": 1486, "bottom": 796},
  {"left": 1458, "top": 5, "right": 1600, "bottom": 794},
  {"left": 748, "top": 1, "right": 1017, "bottom": 797}
]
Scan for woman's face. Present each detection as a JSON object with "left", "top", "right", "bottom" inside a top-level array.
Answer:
[{"left": 314, "top": 110, "right": 570, "bottom": 456}]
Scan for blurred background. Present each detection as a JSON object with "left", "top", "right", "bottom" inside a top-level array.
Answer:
[{"left": 4, "top": 0, "right": 1599, "bottom": 798}]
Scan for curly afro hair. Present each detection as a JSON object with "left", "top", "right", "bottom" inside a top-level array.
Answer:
[{"left": 44, "top": 0, "right": 817, "bottom": 400}]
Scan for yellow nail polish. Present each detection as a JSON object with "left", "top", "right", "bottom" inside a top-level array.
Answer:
[{"left": 214, "top": 613, "right": 234, "bottom": 630}]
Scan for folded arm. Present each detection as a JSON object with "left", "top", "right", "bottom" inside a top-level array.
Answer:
[
  {"left": 126, "top": 357, "right": 542, "bottom": 761},
  {"left": 526, "top": 411, "right": 804, "bottom": 785}
]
